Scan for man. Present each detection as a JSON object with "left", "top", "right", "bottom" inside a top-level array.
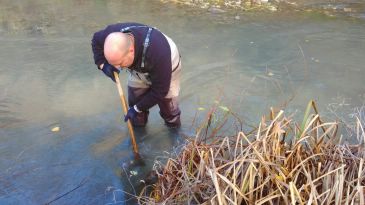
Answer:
[{"left": 91, "top": 23, "right": 181, "bottom": 128}]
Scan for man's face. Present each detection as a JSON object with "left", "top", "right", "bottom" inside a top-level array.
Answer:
[{"left": 118, "top": 49, "right": 134, "bottom": 68}]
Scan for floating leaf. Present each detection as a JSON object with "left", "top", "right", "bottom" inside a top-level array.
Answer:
[
  {"left": 51, "top": 126, "right": 60, "bottom": 132},
  {"left": 198, "top": 107, "right": 205, "bottom": 111},
  {"left": 268, "top": 72, "right": 274, "bottom": 76}
]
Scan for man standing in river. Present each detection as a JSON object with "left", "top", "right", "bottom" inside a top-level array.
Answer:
[{"left": 91, "top": 22, "right": 181, "bottom": 128}]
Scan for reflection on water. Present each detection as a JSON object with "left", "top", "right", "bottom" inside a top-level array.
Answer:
[{"left": 0, "top": 0, "right": 365, "bottom": 204}]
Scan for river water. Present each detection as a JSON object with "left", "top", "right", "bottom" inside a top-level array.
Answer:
[{"left": 0, "top": 0, "right": 364, "bottom": 204}]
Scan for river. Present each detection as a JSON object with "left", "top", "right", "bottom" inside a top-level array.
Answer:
[{"left": 0, "top": 0, "right": 364, "bottom": 204}]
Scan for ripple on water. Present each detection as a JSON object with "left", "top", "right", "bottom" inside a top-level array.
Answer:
[{"left": 0, "top": 98, "right": 24, "bottom": 129}]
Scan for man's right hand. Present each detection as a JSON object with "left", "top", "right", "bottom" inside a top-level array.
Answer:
[{"left": 99, "top": 62, "right": 120, "bottom": 82}]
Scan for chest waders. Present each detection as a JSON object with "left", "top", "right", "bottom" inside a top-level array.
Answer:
[
  {"left": 121, "top": 26, "right": 181, "bottom": 128},
  {"left": 121, "top": 26, "right": 180, "bottom": 87},
  {"left": 121, "top": 26, "right": 153, "bottom": 86}
]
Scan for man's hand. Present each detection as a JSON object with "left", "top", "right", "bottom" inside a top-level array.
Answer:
[
  {"left": 124, "top": 106, "right": 140, "bottom": 122},
  {"left": 100, "top": 62, "right": 120, "bottom": 82}
]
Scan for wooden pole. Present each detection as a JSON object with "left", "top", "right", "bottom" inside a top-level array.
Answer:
[{"left": 113, "top": 71, "right": 139, "bottom": 156}]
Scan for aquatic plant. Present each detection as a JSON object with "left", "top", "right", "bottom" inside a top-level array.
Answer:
[{"left": 137, "top": 101, "right": 365, "bottom": 204}]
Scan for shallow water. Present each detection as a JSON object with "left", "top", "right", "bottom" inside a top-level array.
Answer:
[{"left": 0, "top": 0, "right": 365, "bottom": 204}]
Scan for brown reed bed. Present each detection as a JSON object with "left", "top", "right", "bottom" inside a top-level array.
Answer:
[{"left": 137, "top": 101, "right": 365, "bottom": 204}]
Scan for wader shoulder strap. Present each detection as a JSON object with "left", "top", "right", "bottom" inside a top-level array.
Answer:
[
  {"left": 141, "top": 28, "right": 152, "bottom": 68},
  {"left": 120, "top": 26, "right": 154, "bottom": 69}
]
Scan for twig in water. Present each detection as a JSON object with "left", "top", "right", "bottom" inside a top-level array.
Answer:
[
  {"left": 44, "top": 177, "right": 88, "bottom": 205},
  {"left": 121, "top": 165, "right": 136, "bottom": 195}
]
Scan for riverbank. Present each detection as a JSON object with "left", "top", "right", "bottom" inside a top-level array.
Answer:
[
  {"left": 137, "top": 101, "right": 365, "bottom": 204},
  {"left": 161, "top": 0, "right": 365, "bottom": 19},
  {"left": 161, "top": 0, "right": 279, "bottom": 11}
]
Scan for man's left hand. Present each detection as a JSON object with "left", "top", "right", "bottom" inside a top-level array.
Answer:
[{"left": 124, "top": 106, "right": 139, "bottom": 122}]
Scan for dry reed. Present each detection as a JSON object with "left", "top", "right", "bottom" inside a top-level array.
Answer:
[{"left": 138, "top": 101, "right": 365, "bottom": 204}]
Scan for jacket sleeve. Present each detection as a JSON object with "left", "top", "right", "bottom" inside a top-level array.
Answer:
[{"left": 91, "top": 29, "right": 108, "bottom": 67}]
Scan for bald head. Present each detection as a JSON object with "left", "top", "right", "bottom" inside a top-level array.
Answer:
[{"left": 104, "top": 32, "right": 132, "bottom": 66}]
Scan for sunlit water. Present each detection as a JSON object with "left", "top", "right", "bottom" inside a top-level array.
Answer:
[{"left": 1, "top": 0, "right": 364, "bottom": 204}]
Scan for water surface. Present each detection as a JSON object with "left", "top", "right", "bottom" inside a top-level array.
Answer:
[{"left": 1, "top": 0, "right": 365, "bottom": 204}]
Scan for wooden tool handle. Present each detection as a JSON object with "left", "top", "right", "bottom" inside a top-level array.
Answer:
[{"left": 114, "top": 72, "right": 139, "bottom": 155}]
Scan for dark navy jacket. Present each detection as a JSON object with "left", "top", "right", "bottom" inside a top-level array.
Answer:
[{"left": 91, "top": 23, "right": 172, "bottom": 111}]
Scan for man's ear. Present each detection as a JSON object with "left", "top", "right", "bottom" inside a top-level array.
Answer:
[{"left": 129, "top": 46, "right": 134, "bottom": 52}]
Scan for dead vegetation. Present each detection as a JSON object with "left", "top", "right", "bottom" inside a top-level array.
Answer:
[{"left": 137, "top": 101, "right": 365, "bottom": 204}]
